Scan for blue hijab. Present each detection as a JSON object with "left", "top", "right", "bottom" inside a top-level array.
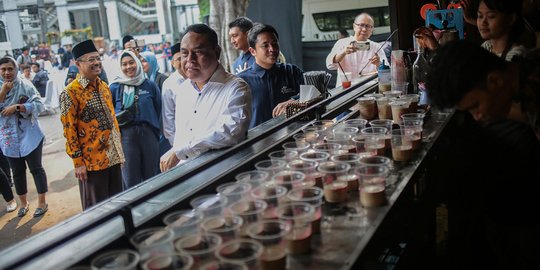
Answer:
[{"left": 140, "top": 51, "right": 159, "bottom": 82}]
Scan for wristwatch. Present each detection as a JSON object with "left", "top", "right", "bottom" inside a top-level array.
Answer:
[{"left": 15, "top": 105, "right": 20, "bottom": 112}]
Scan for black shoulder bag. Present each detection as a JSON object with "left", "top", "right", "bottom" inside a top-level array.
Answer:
[{"left": 115, "top": 84, "right": 139, "bottom": 127}]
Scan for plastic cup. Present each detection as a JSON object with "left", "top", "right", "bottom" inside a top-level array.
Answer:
[
  {"left": 268, "top": 149, "right": 298, "bottom": 162},
  {"left": 369, "top": 119, "right": 393, "bottom": 149},
  {"left": 339, "top": 72, "right": 352, "bottom": 88},
  {"left": 175, "top": 233, "right": 222, "bottom": 268},
  {"left": 90, "top": 249, "right": 140, "bottom": 270},
  {"left": 201, "top": 215, "right": 244, "bottom": 243},
  {"left": 389, "top": 100, "right": 410, "bottom": 124},
  {"left": 332, "top": 126, "right": 359, "bottom": 136},
  {"left": 376, "top": 97, "right": 393, "bottom": 120},
  {"left": 236, "top": 170, "right": 269, "bottom": 189},
  {"left": 163, "top": 209, "right": 204, "bottom": 239},
  {"left": 357, "top": 97, "right": 376, "bottom": 120},
  {"left": 130, "top": 227, "right": 174, "bottom": 262},
  {"left": 215, "top": 239, "right": 263, "bottom": 270},
  {"left": 352, "top": 135, "right": 377, "bottom": 156},
  {"left": 250, "top": 184, "right": 288, "bottom": 219},
  {"left": 400, "top": 94, "right": 419, "bottom": 112},
  {"left": 330, "top": 153, "right": 361, "bottom": 191},
  {"left": 287, "top": 187, "right": 324, "bottom": 233},
  {"left": 356, "top": 166, "right": 389, "bottom": 208},
  {"left": 312, "top": 142, "right": 345, "bottom": 155},
  {"left": 361, "top": 127, "right": 388, "bottom": 155},
  {"left": 217, "top": 182, "right": 252, "bottom": 206},
  {"left": 140, "top": 253, "right": 193, "bottom": 270},
  {"left": 254, "top": 159, "right": 287, "bottom": 177},
  {"left": 287, "top": 159, "right": 319, "bottom": 188},
  {"left": 390, "top": 129, "right": 413, "bottom": 162},
  {"left": 190, "top": 194, "right": 228, "bottom": 217},
  {"left": 324, "top": 133, "right": 355, "bottom": 153},
  {"left": 392, "top": 81, "right": 409, "bottom": 94},
  {"left": 341, "top": 119, "right": 368, "bottom": 130},
  {"left": 311, "top": 120, "right": 335, "bottom": 136},
  {"left": 282, "top": 141, "right": 311, "bottom": 154},
  {"left": 246, "top": 220, "right": 290, "bottom": 270},
  {"left": 359, "top": 155, "right": 393, "bottom": 169},
  {"left": 271, "top": 170, "right": 305, "bottom": 190},
  {"left": 228, "top": 199, "right": 268, "bottom": 237},
  {"left": 274, "top": 202, "right": 315, "bottom": 254},
  {"left": 317, "top": 161, "right": 350, "bottom": 203},
  {"left": 402, "top": 119, "right": 423, "bottom": 150}
]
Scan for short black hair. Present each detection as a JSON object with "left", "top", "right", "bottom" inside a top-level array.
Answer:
[
  {"left": 247, "top": 23, "right": 279, "bottom": 48},
  {"left": 0, "top": 57, "right": 14, "bottom": 66},
  {"left": 426, "top": 40, "right": 507, "bottom": 109},
  {"left": 185, "top": 24, "right": 218, "bottom": 48},
  {"left": 20, "top": 64, "right": 30, "bottom": 70},
  {"left": 21, "top": 47, "right": 29, "bottom": 52},
  {"left": 228, "top": 17, "right": 253, "bottom": 32},
  {"left": 31, "top": 62, "right": 40, "bottom": 68}
]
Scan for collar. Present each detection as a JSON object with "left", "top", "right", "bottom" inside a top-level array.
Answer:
[
  {"left": 76, "top": 74, "right": 99, "bottom": 89},
  {"left": 252, "top": 62, "right": 278, "bottom": 78},
  {"left": 189, "top": 64, "right": 228, "bottom": 91}
]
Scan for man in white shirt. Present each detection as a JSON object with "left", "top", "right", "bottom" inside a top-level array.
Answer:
[
  {"left": 326, "top": 13, "right": 388, "bottom": 87},
  {"left": 161, "top": 42, "right": 185, "bottom": 146},
  {"left": 160, "top": 24, "right": 252, "bottom": 172}
]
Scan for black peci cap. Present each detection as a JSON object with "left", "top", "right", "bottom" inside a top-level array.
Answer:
[
  {"left": 122, "top": 35, "right": 134, "bottom": 48},
  {"left": 171, "top": 42, "right": 181, "bottom": 56},
  {"left": 72, "top": 40, "right": 98, "bottom": 59}
]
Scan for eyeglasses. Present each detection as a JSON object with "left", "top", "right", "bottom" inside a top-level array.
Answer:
[
  {"left": 78, "top": 56, "right": 103, "bottom": 63},
  {"left": 354, "top": 23, "right": 374, "bottom": 30}
]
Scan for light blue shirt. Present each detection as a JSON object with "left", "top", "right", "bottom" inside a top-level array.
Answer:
[{"left": 0, "top": 79, "right": 45, "bottom": 158}]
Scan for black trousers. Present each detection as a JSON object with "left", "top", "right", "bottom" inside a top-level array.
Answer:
[
  {"left": 0, "top": 167, "right": 14, "bottom": 202},
  {"left": 79, "top": 164, "right": 123, "bottom": 210}
]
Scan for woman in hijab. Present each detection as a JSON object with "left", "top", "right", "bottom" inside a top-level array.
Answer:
[
  {"left": 0, "top": 56, "right": 48, "bottom": 217},
  {"left": 109, "top": 50, "right": 162, "bottom": 189},
  {"left": 140, "top": 51, "right": 168, "bottom": 91}
]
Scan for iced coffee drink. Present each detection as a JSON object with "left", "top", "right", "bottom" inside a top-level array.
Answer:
[{"left": 357, "top": 97, "right": 376, "bottom": 120}]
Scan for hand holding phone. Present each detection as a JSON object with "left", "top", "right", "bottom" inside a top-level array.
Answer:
[{"left": 352, "top": 41, "right": 370, "bottom": 51}]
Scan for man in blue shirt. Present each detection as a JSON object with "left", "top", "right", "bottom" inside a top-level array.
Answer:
[
  {"left": 238, "top": 23, "right": 303, "bottom": 128},
  {"left": 229, "top": 17, "right": 255, "bottom": 74}
]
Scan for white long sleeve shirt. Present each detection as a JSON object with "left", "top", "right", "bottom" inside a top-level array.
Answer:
[
  {"left": 172, "top": 64, "right": 252, "bottom": 160},
  {"left": 161, "top": 71, "right": 186, "bottom": 145},
  {"left": 326, "top": 37, "right": 388, "bottom": 87}
]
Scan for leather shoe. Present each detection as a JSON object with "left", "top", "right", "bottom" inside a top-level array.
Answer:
[
  {"left": 18, "top": 203, "right": 29, "bottom": 217},
  {"left": 34, "top": 204, "right": 48, "bottom": 217}
]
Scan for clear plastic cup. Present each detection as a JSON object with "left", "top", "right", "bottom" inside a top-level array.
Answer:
[
  {"left": 254, "top": 159, "right": 287, "bottom": 177},
  {"left": 90, "top": 249, "right": 140, "bottom": 270},
  {"left": 361, "top": 127, "right": 388, "bottom": 155},
  {"left": 402, "top": 119, "right": 423, "bottom": 150},
  {"left": 162, "top": 209, "right": 204, "bottom": 239},
  {"left": 274, "top": 202, "right": 315, "bottom": 255},
  {"left": 330, "top": 153, "right": 361, "bottom": 191},
  {"left": 341, "top": 119, "right": 368, "bottom": 130},
  {"left": 317, "top": 161, "right": 350, "bottom": 203},
  {"left": 352, "top": 135, "right": 377, "bottom": 156},
  {"left": 190, "top": 194, "right": 229, "bottom": 217},
  {"left": 287, "top": 187, "right": 324, "bottom": 233},
  {"left": 389, "top": 100, "right": 410, "bottom": 124},
  {"left": 357, "top": 97, "right": 376, "bottom": 120},
  {"left": 268, "top": 149, "right": 298, "bottom": 162},
  {"left": 376, "top": 97, "right": 393, "bottom": 120},
  {"left": 215, "top": 239, "right": 263, "bottom": 270},
  {"left": 383, "top": 90, "right": 402, "bottom": 99},
  {"left": 246, "top": 220, "right": 290, "bottom": 270},
  {"left": 250, "top": 184, "right": 288, "bottom": 219},
  {"left": 228, "top": 199, "right": 268, "bottom": 237},
  {"left": 235, "top": 170, "right": 269, "bottom": 189},
  {"left": 175, "top": 233, "right": 222, "bottom": 268},
  {"left": 312, "top": 142, "right": 344, "bottom": 155},
  {"left": 282, "top": 141, "right": 311, "bottom": 154},
  {"left": 140, "top": 253, "right": 193, "bottom": 270},
  {"left": 129, "top": 227, "right": 174, "bottom": 262},
  {"left": 359, "top": 155, "right": 393, "bottom": 169},
  {"left": 390, "top": 129, "right": 413, "bottom": 162},
  {"left": 270, "top": 170, "right": 305, "bottom": 190},
  {"left": 201, "top": 215, "right": 244, "bottom": 243},
  {"left": 356, "top": 166, "right": 389, "bottom": 208},
  {"left": 400, "top": 94, "right": 419, "bottom": 112},
  {"left": 331, "top": 126, "right": 359, "bottom": 136},
  {"left": 369, "top": 119, "right": 393, "bottom": 149},
  {"left": 392, "top": 81, "right": 409, "bottom": 94},
  {"left": 287, "top": 159, "right": 319, "bottom": 188},
  {"left": 324, "top": 133, "right": 355, "bottom": 153},
  {"left": 217, "top": 182, "right": 252, "bottom": 206}
]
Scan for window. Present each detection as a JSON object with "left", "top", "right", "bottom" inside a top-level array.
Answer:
[
  {"left": 0, "top": 21, "right": 7, "bottom": 42},
  {"left": 313, "top": 6, "right": 390, "bottom": 32}
]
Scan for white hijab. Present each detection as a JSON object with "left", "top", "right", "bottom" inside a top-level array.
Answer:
[{"left": 111, "top": 50, "right": 146, "bottom": 107}]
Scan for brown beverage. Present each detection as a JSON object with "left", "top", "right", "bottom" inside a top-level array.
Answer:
[
  {"left": 338, "top": 174, "right": 359, "bottom": 191},
  {"left": 260, "top": 245, "right": 287, "bottom": 270},
  {"left": 287, "top": 231, "right": 312, "bottom": 254},
  {"left": 323, "top": 182, "right": 348, "bottom": 203},
  {"left": 360, "top": 185, "right": 386, "bottom": 207},
  {"left": 392, "top": 144, "right": 413, "bottom": 162}
]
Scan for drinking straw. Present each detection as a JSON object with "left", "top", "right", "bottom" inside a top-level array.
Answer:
[{"left": 337, "top": 62, "right": 349, "bottom": 81}]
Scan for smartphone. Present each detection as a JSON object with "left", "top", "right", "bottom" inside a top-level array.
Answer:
[{"left": 353, "top": 41, "right": 370, "bottom": 51}]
